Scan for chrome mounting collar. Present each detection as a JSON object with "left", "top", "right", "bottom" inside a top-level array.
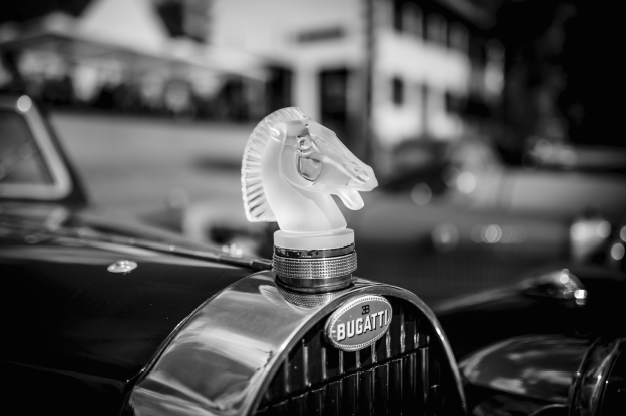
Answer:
[{"left": 272, "top": 243, "right": 357, "bottom": 293}]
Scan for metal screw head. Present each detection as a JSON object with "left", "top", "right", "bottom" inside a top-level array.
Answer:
[{"left": 107, "top": 260, "right": 138, "bottom": 274}]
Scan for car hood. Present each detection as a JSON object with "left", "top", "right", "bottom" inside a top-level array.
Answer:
[
  {"left": 434, "top": 264, "right": 626, "bottom": 360},
  {"left": 0, "top": 203, "right": 265, "bottom": 388}
]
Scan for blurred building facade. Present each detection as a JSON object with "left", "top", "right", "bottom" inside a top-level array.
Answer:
[
  {"left": 212, "top": 0, "right": 504, "bottom": 174},
  {"left": 1, "top": 0, "right": 505, "bottom": 174},
  {"left": 0, "top": 0, "right": 269, "bottom": 120}
]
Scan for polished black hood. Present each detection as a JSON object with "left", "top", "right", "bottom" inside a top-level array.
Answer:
[
  {"left": 0, "top": 203, "right": 267, "bottom": 413},
  {"left": 435, "top": 264, "right": 626, "bottom": 361}
]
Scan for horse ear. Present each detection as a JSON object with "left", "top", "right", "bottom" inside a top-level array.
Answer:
[{"left": 242, "top": 107, "right": 307, "bottom": 222}]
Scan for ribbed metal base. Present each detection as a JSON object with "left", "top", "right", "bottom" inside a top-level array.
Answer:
[{"left": 273, "top": 243, "right": 357, "bottom": 293}]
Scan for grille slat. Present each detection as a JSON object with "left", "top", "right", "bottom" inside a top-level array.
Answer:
[
  {"left": 307, "top": 387, "right": 324, "bottom": 416},
  {"left": 420, "top": 347, "right": 429, "bottom": 405},
  {"left": 342, "top": 373, "right": 358, "bottom": 414},
  {"left": 325, "top": 381, "right": 340, "bottom": 415},
  {"left": 325, "top": 341, "right": 341, "bottom": 379},
  {"left": 373, "top": 364, "right": 389, "bottom": 416},
  {"left": 320, "top": 345, "right": 327, "bottom": 381},
  {"left": 402, "top": 353, "right": 418, "bottom": 415},
  {"left": 361, "top": 343, "right": 374, "bottom": 368},
  {"left": 406, "top": 312, "right": 417, "bottom": 351},
  {"left": 389, "top": 301, "right": 405, "bottom": 357},
  {"left": 256, "top": 298, "right": 447, "bottom": 415},
  {"left": 358, "top": 368, "right": 373, "bottom": 415},
  {"left": 303, "top": 344, "right": 310, "bottom": 388},
  {"left": 374, "top": 334, "right": 386, "bottom": 363},
  {"left": 389, "top": 358, "right": 403, "bottom": 415},
  {"left": 288, "top": 339, "right": 305, "bottom": 392},
  {"left": 344, "top": 348, "right": 359, "bottom": 373},
  {"left": 290, "top": 393, "right": 305, "bottom": 414}
]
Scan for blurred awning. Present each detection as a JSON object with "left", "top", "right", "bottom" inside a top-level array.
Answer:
[{"left": 0, "top": 0, "right": 268, "bottom": 81}]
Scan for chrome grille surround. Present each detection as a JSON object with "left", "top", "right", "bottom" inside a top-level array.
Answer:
[
  {"left": 129, "top": 273, "right": 466, "bottom": 416},
  {"left": 255, "top": 297, "right": 457, "bottom": 415}
]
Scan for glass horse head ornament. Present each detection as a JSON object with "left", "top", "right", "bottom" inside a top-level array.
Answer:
[{"left": 242, "top": 108, "right": 378, "bottom": 235}]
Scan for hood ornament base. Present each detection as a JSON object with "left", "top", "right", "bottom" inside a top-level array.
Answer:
[{"left": 273, "top": 242, "right": 357, "bottom": 293}]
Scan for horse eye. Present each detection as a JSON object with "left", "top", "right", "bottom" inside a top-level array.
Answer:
[
  {"left": 297, "top": 136, "right": 312, "bottom": 151},
  {"left": 298, "top": 156, "right": 322, "bottom": 182}
]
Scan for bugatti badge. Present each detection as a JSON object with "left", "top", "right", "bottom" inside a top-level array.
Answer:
[{"left": 325, "top": 295, "right": 392, "bottom": 351}]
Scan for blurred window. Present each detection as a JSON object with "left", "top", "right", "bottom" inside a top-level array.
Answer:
[
  {"left": 469, "top": 34, "right": 486, "bottom": 66},
  {"left": 402, "top": 3, "right": 423, "bottom": 39},
  {"left": 392, "top": 77, "right": 404, "bottom": 105},
  {"left": 449, "top": 22, "right": 468, "bottom": 52},
  {"left": 445, "top": 92, "right": 466, "bottom": 115},
  {"left": 393, "top": 0, "right": 403, "bottom": 32},
  {"left": 297, "top": 27, "right": 345, "bottom": 43},
  {"left": 0, "top": 110, "right": 52, "bottom": 185},
  {"left": 319, "top": 68, "right": 349, "bottom": 144},
  {"left": 427, "top": 13, "right": 447, "bottom": 46}
]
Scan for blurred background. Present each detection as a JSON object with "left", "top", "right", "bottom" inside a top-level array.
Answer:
[{"left": 1, "top": 0, "right": 624, "bottom": 304}]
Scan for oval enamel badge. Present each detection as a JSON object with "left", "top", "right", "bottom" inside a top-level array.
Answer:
[{"left": 324, "top": 295, "right": 392, "bottom": 351}]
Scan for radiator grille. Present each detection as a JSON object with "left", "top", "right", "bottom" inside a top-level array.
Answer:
[{"left": 255, "top": 298, "right": 448, "bottom": 415}]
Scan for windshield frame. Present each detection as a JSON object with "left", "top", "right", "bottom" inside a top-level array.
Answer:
[{"left": 0, "top": 95, "right": 72, "bottom": 200}]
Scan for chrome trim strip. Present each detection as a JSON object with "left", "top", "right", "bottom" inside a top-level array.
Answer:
[
  {"left": 129, "top": 272, "right": 467, "bottom": 415},
  {"left": 569, "top": 336, "right": 626, "bottom": 415},
  {"left": 0, "top": 95, "right": 72, "bottom": 200}
]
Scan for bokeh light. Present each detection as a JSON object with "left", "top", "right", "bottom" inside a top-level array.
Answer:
[{"left": 456, "top": 172, "right": 476, "bottom": 194}]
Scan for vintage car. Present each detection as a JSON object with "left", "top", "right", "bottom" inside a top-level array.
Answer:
[
  {"left": 0, "top": 94, "right": 468, "bottom": 415},
  {"left": 435, "top": 227, "right": 626, "bottom": 415},
  {"left": 1, "top": 94, "right": 623, "bottom": 416}
]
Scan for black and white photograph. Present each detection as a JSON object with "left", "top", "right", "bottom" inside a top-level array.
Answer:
[{"left": 1, "top": 1, "right": 624, "bottom": 415}]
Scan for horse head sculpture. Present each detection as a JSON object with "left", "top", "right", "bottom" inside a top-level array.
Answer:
[{"left": 242, "top": 107, "right": 377, "bottom": 242}]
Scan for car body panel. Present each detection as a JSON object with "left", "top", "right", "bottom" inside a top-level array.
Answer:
[
  {"left": 0, "top": 203, "right": 252, "bottom": 413},
  {"left": 460, "top": 335, "right": 592, "bottom": 403},
  {"left": 435, "top": 265, "right": 626, "bottom": 361},
  {"left": 434, "top": 263, "right": 626, "bottom": 414}
]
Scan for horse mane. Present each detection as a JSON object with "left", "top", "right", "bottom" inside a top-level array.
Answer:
[{"left": 242, "top": 107, "right": 306, "bottom": 222}]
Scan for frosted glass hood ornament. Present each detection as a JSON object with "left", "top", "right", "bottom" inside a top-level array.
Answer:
[{"left": 242, "top": 107, "right": 378, "bottom": 292}]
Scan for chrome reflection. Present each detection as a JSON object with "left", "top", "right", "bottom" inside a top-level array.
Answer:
[
  {"left": 274, "top": 284, "right": 342, "bottom": 309},
  {"left": 259, "top": 284, "right": 343, "bottom": 310},
  {"left": 460, "top": 335, "right": 591, "bottom": 403},
  {"left": 129, "top": 273, "right": 467, "bottom": 415},
  {"left": 107, "top": 260, "right": 138, "bottom": 274},
  {"left": 519, "top": 269, "right": 586, "bottom": 302}
]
